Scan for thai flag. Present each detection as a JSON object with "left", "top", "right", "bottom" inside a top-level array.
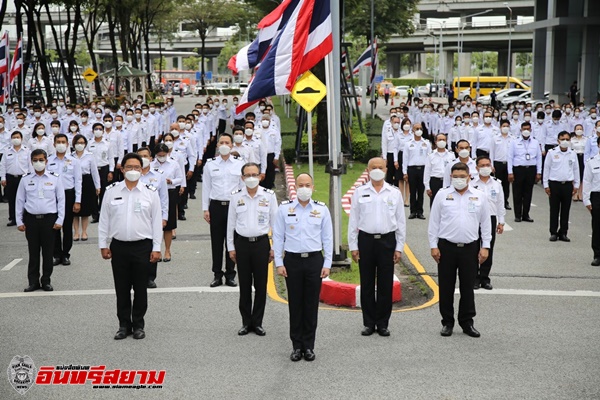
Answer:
[
  {"left": 9, "top": 37, "right": 22, "bottom": 88},
  {"left": 351, "top": 40, "right": 377, "bottom": 76},
  {"left": 0, "top": 32, "right": 8, "bottom": 75},
  {"left": 236, "top": 0, "right": 332, "bottom": 113}
]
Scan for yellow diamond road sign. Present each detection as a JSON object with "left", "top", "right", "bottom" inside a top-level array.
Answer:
[
  {"left": 82, "top": 68, "right": 98, "bottom": 83},
  {"left": 291, "top": 71, "right": 326, "bottom": 113}
]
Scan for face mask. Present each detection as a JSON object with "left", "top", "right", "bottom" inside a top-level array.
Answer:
[
  {"left": 458, "top": 149, "right": 470, "bottom": 159},
  {"left": 100, "top": 102, "right": 105, "bottom": 106},
  {"left": 177, "top": 122, "right": 185, "bottom": 130},
  {"left": 52, "top": 142, "right": 68, "bottom": 153},
  {"left": 296, "top": 187, "right": 313, "bottom": 201},
  {"left": 126, "top": 115, "right": 133, "bottom": 122},
  {"left": 104, "top": 122, "right": 112, "bottom": 129},
  {"left": 94, "top": 130, "right": 103, "bottom": 138},
  {"left": 545, "top": 109, "right": 551, "bottom": 114},
  {"left": 484, "top": 117, "right": 492, "bottom": 124},
  {"left": 537, "top": 119, "right": 544, "bottom": 124},
  {"left": 164, "top": 141, "right": 174, "bottom": 149},
  {"left": 33, "top": 112, "right": 41, "bottom": 118},
  {"left": 66, "top": 110, "right": 73, "bottom": 115},
  {"left": 522, "top": 130, "right": 531, "bottom": 138},
  {"left": 565, "top": 109, "right": 571, "bottom": 114},
  {"left": 414, "top": 129, "right": 423, "bottom": 137},
  {"left": 493, "top": 112, "right": 499, "bottom": 117},
  {"left": 70, "top": 126, "right": 78, "bottom": 132},
  {"left": 125, "top": 170, "right": 141, "bottom": 182},
  {"left": 245, "top": 128, "right": 253, "bottom": 136},
  {"left": 51, "top": 127, "right": 59, "bottom": 134},
  {"left": 512, "top": 115, "right": 519, "bottom": 120},
  {"left": 456, "top": 120, "right": 463, "bottom": 126},
  {"left": 149, "top": 108, "right": 156, "bottom": 113},
  {"left": 156, "top": 155, "right": 167, "bottom": 163},
  {"left": 464, "top": 118, "right": 471, "bottom": 124},
  {"left": 260, "top": 106, "right": 266, "bottom": 111},
  {"left": 142, "top": 109, "right": 149, "bottom": 116},
  {"left": 501, "top": 127, "right": 510, "bottom": 134},
  {"left": 214, "top": 102, "right": 220, "bottom": 106},
  {"left": 591, "top": 113, "right": 597, "bottom": 119},
  {"left": 392, "top": 123, "right": 400, "bottom": 130},
  {"left": 81, "top": 117, "right": 89, "bottom": 123},
  {"left": 233, "top": 101, "right": 239, "bottom": 105},
  {"left": 244, "top": 176, "right": 260, "bottom": 189},
  {"left": 120, "top": 105, "right": 126, "bottom": 110},
  {"left": 17, "top": 119, "right": 24, "bottom": 125},
  {"left": 448, "top": 111, "right": 455, "bottom": 117},
  {"left": 115, "top": 121, "right": 123, "bottom": 128},
  {"left": 452, "top": 177, "right": 468, "bottom": 190},
  {"left": 575, "top": 112, "right": 580, "bottom": 117},
  {"left": 233, "top": 135, "right": 244, "bottom": 144},
  {"left": 135, "top": 114, "right": 142, "bottom": 120},
  {"left": 575, "top": 130, "right": 584, "bottom": 136},
  {"left": 167, "top": 102, "right": 172, "bottom": 107},
  {"left": 402, "top": 124, "right": 410, "bottom": 131},
  {"left": 52, "top": 103, "right": 57, "bottom": 107},
  {"left": 466, "top": 102, "right": 472, "bottom": 107},
  {"left": 95, "top": 113, "right": 102, "bottom": 119},
  {"left": 75, "top": 144, "right": 86, "bottom": 152},
  {"left": 202, "top": 109, "right": 209, "bottom": 114},
  {"left": 36, "top": 129, "right": 45, "bottom": 136},
  {"left": 141, "top": 158, "right": 150, "bottom": 168},
  {"left": 219, "top": 145, "right": 231, "bottom": 156},
  {"left": 51, "top": 113, "right": 58, "bottom": 119},
  {"left": 524, "top": 116, "right": 531, "bottom": 122},
  {"left": 261, "top": 120, "right": 270, "bottom": 128},
  {"left": 369, "top": 168, "right": 385, "bottom": 182},
  {"left": 559, "top": 140, "right": 570, "bottom": 149},
  {"left": 436, "top": 140, "right": 447, "bottom": 149},
  {"left": 0, "top": 123, "right": 4, "bottom": 129},
  {"left": 472, "top": 117, "right": 479, "bottom": 123},
  {"left": 11, "top": 138, "right": 21, "bottom": 146},
  {"left": 479, "top": 167, "right": 492, "bottom": 177},
  {"left": 33, "top": 161, "right": 46, "bottom": 172},
  {"left": 184, "top": 123, "right": 192, "bottom": 131},
  {"left": 171, "top": 130, "right": 180, "bottom": 138}
]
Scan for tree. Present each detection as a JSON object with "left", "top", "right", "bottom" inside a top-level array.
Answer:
[
  {"left": 80, "top": 0, "right": 107, "bottom": 96},
  {"left": 45, "top": 49, "right": 59, "bottom": 63},
  {"left": 217, "top": 37, "right": 243, "bottom": 72},
  {"left": 75, "top": 45, "right": 91, "bottom": 66},
  {"left": 182, "top": 50, "right": 203, "bottom": 71},
  {"left": 344, "top": 0, "right": 419, "bottom": 43},
  {"left": 153, "top": 56, "right": 167, "bottom": 71}
]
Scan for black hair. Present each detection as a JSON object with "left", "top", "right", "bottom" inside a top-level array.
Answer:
[
  {"left": 557, "top": 130, "right": 570, "bottom": 140},
  {"left": 476, "top": 155, "right": 491, "bottom": 165},
  {"left": 450, "top": 162, "right": 469, "bottom": 173},
  {"left": 456, "top": 139, "right": 470, "bottom": 148},
  {"left": 218, "top": 133, "right": 233, "bottom": 142},
  {"left": 92, "top": 122, "right": 104, "bottom": 130},
  {"left": 10, "top": 131, "right": 23, "bottom": 139},
  {"left": 521, "top": 122, "right": 531, "bottom": 129},
  {"left": 31, "top": 149, "right": 48, "bottom": 160},
  {"left": 121, "top": 152, "right": 143, "bottom": 167},
  {"left": 136, "top": 147, "right": 152, "bottom": 156},
  {"left": 155, "top": 143, "right": 169, "bottom": 154},
  {"left": 241, "top": 162, "right": 260, "bottom": 175},
  {"left": 232, "top": 125, "right": 244, "bottom": 135},
  {"left": 72, "top": 134, "right": 88, "bottom": 147},
  {"left": 53, "top": 133, "right": 68, "bottom": 143}
]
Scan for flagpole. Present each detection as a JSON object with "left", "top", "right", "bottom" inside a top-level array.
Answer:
[
  {"left": 20, "top": 34, "right": 24, "bottom": 106},
  {"left": 6, "top": 31, "right": 10, "bottom": 105}
]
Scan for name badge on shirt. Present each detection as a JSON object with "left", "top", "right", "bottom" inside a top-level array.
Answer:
[
  {"left": 468, "top": 197, "right": 479, "bottom": 213},
  {"left": 134, "top": 200, "right": 142, "bottom": 213},
  {"left": 38, "top": 188, "right": 45, "bottom": 199},
  {"left": 525, "top": 154, "right": 530, "bottom": 160},
  {"left": 490, "top": 189, "right": 497, "bottom": 200}
]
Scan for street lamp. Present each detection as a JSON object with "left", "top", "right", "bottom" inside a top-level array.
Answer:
[
  {"left": 504, "top": 2, "right": 512, "bottom": 88},
  {"left": 457, "top": 9, "right": 492, "bottom": 99}
]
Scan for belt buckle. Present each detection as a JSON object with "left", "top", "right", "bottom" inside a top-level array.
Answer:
[
  {"left": 374, "top": 234, "right": 382, "bottom": 239},
  {"left": 301, "top": 253, "right": 309, "bottom": 258},
  {"left": 36, "top": 215, "right": 44, "bottom": 219},
  {"left": 457, "top": 243, "right": 465, "bottom": 247},
  {"left": 249, "top": 237, "right": 257, "bottom": 242},
  {"left": 221, "top": 201, "right": 228, "bottom": 206}
]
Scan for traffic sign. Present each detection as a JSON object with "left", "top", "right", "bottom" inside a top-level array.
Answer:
[
  {"left": 82, "top": 68, "right": 97, "bottom": 83},
  {"left": 374, "top": 75, "right": 384, "bottom": 83},
  {"left": 291, "top": 71, "right": 326, "bottom": 112}
]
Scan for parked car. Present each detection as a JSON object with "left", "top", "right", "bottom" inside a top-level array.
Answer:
[
  {"left": 394, "top": 85, "right": 409, "bottom": 97},
  {"left": 479, "top": 88, "right": 528, "bottom": 105},
  {"left": 501, "top": 91, "right": 533, "bottom": 107}
]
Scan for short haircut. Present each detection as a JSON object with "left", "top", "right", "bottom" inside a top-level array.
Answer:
[
  {"left": 11, "top": 131, "right": 23, "bottom": 139},
  {"left": 31, "top": 149, "right": 47, "bottom": 160},
  {"left": 557, "top": 130, "right": 570, "bottom": 139},
  {"left": 296, "top": 172, "right": 313, "bottom": 182},
  {"left": 241, "top": 162, "right": 260, "bottom": 175},
  {"left": 53, "top": 133, "right": 68, "bottom": 143},
  {"left": 521, "top": 122, "right": 531, "bottom": 129},
  {"left": 476, "top": 155, "right": 491, "bottom": 166},
  {"left": 121, "top": 152, "right": 143, "bottom": 167},
  {"left": 435, "top": 133, "right": 447, "bottom": 141},
  {"left": 232, "top": 125, "right": 244, "bottom": 135},
  {"left": 155, "top": 143, "right": 168, "bottom": 154},
  {"left": 136, "top": 147, "right": 152, "bottom": 156},
  {"left": 92, "top": 122, "right": 104, "bottom": 130},
  {"left": 218, "top": 133, "right": 233, "bottom": 142},
  {"left": 456, "top": 139, "right": 470, "bottom": 148},
  {"left": 72, "top": 134, "right": 88, "bottom": 146},
  {"left": 450, "top": 162, "right": 469, "bottom": 174}
]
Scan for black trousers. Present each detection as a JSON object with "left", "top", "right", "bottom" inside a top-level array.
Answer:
[
  {"left": 385, "top": 153, "right": 396, "bottom": 185},
  {"left": 549, "top": 181, "right": 573, "bottom": 236},
  {"left": 6, "top": 174, "right": 22, "bottom": 222},
  {"left": 476, "top": 149, "right": 490, "bottom": 158},
  {"left": 429, "top": 177, "right": 444, "bottom": 208},
  {"left": 235, "top": 234, "right": 270, "bottom": 327},
  {"left": 477, "top": 216, "right": 497, "bottom": 285},
  {"left": 512, "top": 166, "right": 536, "bottom": 219},
  {"left": 218, "top": 119, "right": 227, "bottom": 134},
  {"left": 96, "top": 165, "right": 110, "bottom": 217},
  {"left": 112, "top": 157, "right": 122, "bottom": 183},
  {"left": 493, "top": 161, "right": 510, "bottom": 204},
  {"left": 591, "top": 193, "right": 600, "bottom": 258},
  {"left": 261, "top": 153, "right": 276, "bottom": 189},
  {"left": 209, "top": 200, "right": 235, "bottom": 280},
  {"left": 437, "top": 239, "right": 478, "bottom": 328},
  {"left": 407, "top": 165, "right": 425, "bottom": 214},
  {"left": 148, "top": 262, "right": 157, "bottom": 282},
  {"left": 54, "top": 189, "right": 75, "bottom": 259},
  {"left": 179, "top": 163, "right": 190, "bottom": 216},
  {"left": 284, "top": 252, "right": 323, "bottom": 351},
  {"left": 110, "top": 239, "right": 152, "bottom": 330},
  {"left": 25, "top": 213, "right": 57, "bottom": 286},
  {"left": 233, "top": 118, "right": 245, "bottom": 127},
  {"left": 357, "top": 231, "right": 395, "bottom": 329}
]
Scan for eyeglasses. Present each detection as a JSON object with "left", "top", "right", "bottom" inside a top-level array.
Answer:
[
  {"left": 243, "top": 174, "right": 260, "bottom": 178},
  {"left": 123, "top": 166, "right": 142, "bottom": 171}
]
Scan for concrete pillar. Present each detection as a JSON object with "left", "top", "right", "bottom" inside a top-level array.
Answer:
[
  {"left": 420, "top": 53, "right": 428, "bottom": 73},
  {"left": 458, "top": 52, "right": 471, "bottom": 77},
  {"left": 212, "top": 57, "right": 219, "bottom": 75},
  {"left": 441, "top": 50, "right": 453, "bottom": 83},
  {"left": 581, "top": 25, "right": 600, "bottom": 104},
  {"left": 386, "top": 53, "right": 401, "bottom": 78},
  {"left": 531, "top": 29, "right": 547, "bottom": 98},
  {"left": 497, "top": 51, "right": 508, "bottom": 76}
]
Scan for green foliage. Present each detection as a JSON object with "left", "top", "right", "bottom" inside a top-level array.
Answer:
[
  {"left": 386, "top": 78, "right": 433, "bottom": 87},
  {"left": 344, "top": 0, "right": 419, "bottom": 42},
  {"left": 218, "top": 37, "right": 243, "bottom": 72},
  {"left": 45, "top": 49, "right": 58, "bottom": 63},
  {"left": 183, "top": 49, "right": 204, "bottom": 71},
  {"left": 75, "top": 45, "right": 91, "bottom": 67}
]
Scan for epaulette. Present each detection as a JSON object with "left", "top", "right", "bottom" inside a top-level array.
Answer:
[
  {"left": 23, "top": 172, "right": 31, "bottom": 177},
  {"left": 49, "top": 171, "right": 59, "bottom": 177},
  {"left": 313, "top": 200, "right": 326, "bottom": 206},
  {"left": 208, "top": 157, "right": 216, "bottom": 161},
  {"left": 492, "top": 176, "right": 498, "bottom": 181},
  {"left": 153, "top": 168, "right": 164, "bottom": 174},
  {"left": 145, "top": 184, "right": 157, "bottom": 192},
  {"left": 263, "top": 188, "right": 275, "bottom": 194},
  {"left": 105, "top": 182, "right": 117, "bottom": 190},
  {"left": 231, "top": 189, "right": 242, "bottom": 195},
  {"left": 281, "top": 200, "right": 291, "bottom": 205}
]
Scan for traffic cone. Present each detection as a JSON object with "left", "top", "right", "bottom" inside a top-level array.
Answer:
[
  {"left": 358, "top": 97, "right": 361, "bottom": 106},
  {"left": 391, "top": 96, "right": 394, "bottom": 105}
]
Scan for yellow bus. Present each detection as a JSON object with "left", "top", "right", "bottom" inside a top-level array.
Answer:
[{"left": 453, "top": 76, "right": 530, "bottom": 100}]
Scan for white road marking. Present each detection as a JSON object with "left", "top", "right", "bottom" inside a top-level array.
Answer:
[
  {"left": 0, "top": 286, "right": 242, "bottom": 299},
  {"left": 503, "top": 223, "right": 513, "bottom": 232},
  {"left": 2, "top": 259, "right": 22, "bottom": 271},
  {"left": 457, "top": 288, "right": 600, "bottom": 297}
]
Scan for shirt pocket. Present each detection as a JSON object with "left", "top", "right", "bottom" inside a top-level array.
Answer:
[
  {"left": 285, "top": 216, "right": 298, "bottom": 225},
  {"left": 110, "top": 199, "right": 125, "bottom": 206}
]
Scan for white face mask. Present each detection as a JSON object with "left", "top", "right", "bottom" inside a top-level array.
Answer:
[
  {"left": 233, "top": 135, "right": 244, "bottom": 144},
  {"left": 448, "top": 111, "right": 455, "bottom": 117},
  {"left": 436, "top": 140, "right": 447, "bottom": 149},
  {"left": 33, "top": 161, "right": 46, "bottom": 172},
  {"left": 402, "top": 124, "right": 411, "bottom": 131},
  {"left": 51, "top": 113, "right": 58, "bottom": 119},
  {"left": 104, "top": 121, "right": 112, "bottom": 129},
  {"left": 260, "top": 105, "right": 266, "bottom": 111},
  {"left": 296, "top": 187, "right": 313, "bottom": 201},
  {"left": 245, "top": 128, "right": 253, "bottom": 136},
  {"left": 392, "top": 123, "right": 400, "bottom": 130},
  {"left": 575, "top": 130, "right": 584, "bottom": 136},
  {"left": 501, "top": 127, "right": 510, "bottom": 134},
  {"left": 11, "top": 138, "right": 21, "bottom": 146},
  {"left": 524, "top": 116, "right": 531, "bottom": 122},
  {"left": 34, "top": 112, "right": 41, "bottom": 118},
  {"left": 75, "top": 144, "right": 86, "bottom": 152},
  {"left": 484, "top": 117, "right": 492, "bottom": 124},
  {"left": 178, "top": 122, "right": 185, "bottom": 130},
  {"left": 94, "top": 130, "right": 103, "bottom": 138},
  {"left": 126, "top": 115, "right": 133, "bottom": 122},
  {"left": 458, "top": 149, "right": 470, "bottom": 159},
  {"left": 81, "top": 117, "right": 88, "bottom": 123},
  {"left": 142, "top": 109, "right": 149, "bottom": 116},
  {"left": 202, "top": 109, "right": 209, "bottom": 114},
  {"left": 522, "top": 130, "right": 531, "bottom": 138},
  {"left": 464, "top": 118, "right": 471, "bottom": 124},
  {"left": 70, "top": 126, "right": 78, "bottom": 132},
  {"left": 17, "top": 119, "right": 24, "bottom": 125},
  {"left": 478, "top": 167, "right": 492, "bottom": 177},
  {"left": 36, "top": 129, "right": 45, "bottom": 136},
  {"left": 369, "top": 168, "right": 385, "bottom": 182},
  {"left": 66, "top": 110, "right": 73, "bottom": 115},
  {"left": 559, "top": 140, "right": 570, "bottom": 149},
  {"left": 218, "top": 145, "right": 231, "bottom": 156},
  {"left": 95, "top": 113, "right": 102, "bottom": 119},
  {"left": 591, "top": 113, "right": 597, "bottom": 119},
  {"left": 512, "top": 115, "right": 519, "bottom": 120},
  {"left": 472, "top": 117, "right": 479, "bottom": 123},
  {"left": 156, "top": 155, "right": 167, "bottom": 163},
  {"left": 537, "top": 119, "right": 544, "bottom": 124},
  {"left": 414, "top": 129, "right": 423, "bottom": 137},
  {"left": 244, "top": 176, "right": 260, "bottom": 189},
  {"left": 185, "top": 123, "right": 192, "bottom": 130},
  {"left": 149, "top": 108, "right": 156, "bottom": 113},
  {"left": 164, "top": 141, "right": 174, "bottom": 149},
  {"left": 115, "top": 121, "right": 123, "bottom": 128},
  {"left": 125, "top": 170, "right": 141, "bottom": 182},
  {"left": 261, "top": 120, "right": 270, "bottom": 128},
  {"left": 135, "top": 114, "right": 142, "bottom": 120},
  {"left": 452, "top": 177, "right": 468, "bottom": 190},
  {"left": 55, "top": 143, "right": 67, "bottom": 153},
  {"left": 141, "top": 158, "right": 150, "bottom": 168},
  {"left": 51, "top": 127, "right": 60, "bottom": 135}
]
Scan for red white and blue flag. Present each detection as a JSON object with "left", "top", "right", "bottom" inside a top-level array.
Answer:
[
  {"left": 0, "top": 32, "right": 8, "bottom": 75},
  {"left": 9, "top": 37, "right": 22, "bottom": 88},
  {"left": 351, "top": 40, "right": 378, "bottom": 89},
  {"left": 236, "top": 0, "right": 332, "bottom": 112}
]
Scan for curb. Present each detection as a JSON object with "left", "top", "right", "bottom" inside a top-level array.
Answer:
[
  {"left": 341, "top": 169, "right": 369, "bottom": 215},
  {"left": 284, "top": 164, "right": 296, "bottom": 200}
]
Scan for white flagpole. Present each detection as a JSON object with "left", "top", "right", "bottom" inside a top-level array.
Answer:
[
  {"left": 20, "top": 34, "right": 24, "bottom": 106},
  {"left": 6, "top": 31, "right": 10, "bottom": 104}
]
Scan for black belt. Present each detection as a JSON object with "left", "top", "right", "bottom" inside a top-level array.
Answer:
[
  {"left": 439, "top": 238, "right": 477, "bottom": 248},
  {"left": 168, "top": 188, "right": 178, "bottom": 193},
  {"left": 7, "top": 173, "right": 24, "bottom": 178},
  {"left": 112, "top": 238, "right": 152, "bottom": 245},
  {"left": 359, "top": 230, "right": 394, "bottom": 240},
  {"left": 430, "top": 177, "right": 443, "bottom": 181},
  {"left": 514, "top": 165, "right": 535, "bottom": 169},
  {"left": 210, "top": 199, "right": 230, "bottom": 206},
  {"left": 235, "top": 233, "right": 268, "bottom": 243},
  {"left": 65, "top": 188, "right": 75, "bottom": 192},
  {"left": 549, "top": 180, "right": 572, "bottom": 185},
  {"left": 408, "top": 165, "right": 423, "bottom": 170},
  {"left": 494, "top": 161, "right": 508, "bottom": 165},
  {"left": 25, "top": 212, "right": 57, "bottom": 220},
  {"left": 286, "top": 251, "right": 321, "bottom": 259}
]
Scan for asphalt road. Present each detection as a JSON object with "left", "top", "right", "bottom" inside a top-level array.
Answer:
[{"left": 0, "top": 96, "right": 598, "bottom": 399}]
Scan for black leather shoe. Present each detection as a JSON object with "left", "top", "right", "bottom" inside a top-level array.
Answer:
[
  {"left": 53, "top": 257, "right": 61, "bottom": 266},
  {"left": 559, "top": 235, "right": 570, "bottom": 242},
  {"left": 481, "top": 282, "right": 493, "bottom": 290},
  {"left": 114, "top": 328, "right": 131, "bottom": 340},
  {"left": 522, "top": 217, "right": 534, "bottom": 222},
  {"left": 133, "top": 329, "right": 145, "bottom": 339},
  {"left": 549, "top": 235, "right": 558, "bottom": 242},
  {"left": 290, "top": 349, "right": 303, "bottom": 362},
  {"left": 377, "top": 327, "right": 391, "bottom": 337},
  {"left": 147, "top": 280, "right": 157, "bottom": 289},
  {"left": 7, "top": 221, "right": 16, "bottom": 227},
  {"left": 440, "top": 325, "right": 453, "bottom": 337},
  {"left": 361, "top": 326, "right": 375, "bottom": 336},
  {"left": 42, "top": 284, "right": 53, "bottom": 291},
  {"left": 210, "top": 278, "right": 222, "bottom": 287},
  {"left": 408, "top": 213, "right": 417, "bottom": 219},
  {"left": 514, "top": 217, "right": 522, "bottom": 222},
  {"left": 24, "top": 284, "right": 41, "bottom": 292},
  {"left": 303, "top": 349, "right": 316, "bottom": 361},
  {"left": 505, "top": 204, "right": 512, "bottom": 210},
  {"left": 90, "top": 218, "right": 99, "bottom": 224},
  {"left": 225, "top": 279, "right": 237, "bottom": 287},
  {"left": 254, "top": 326, "right": 266, "bottom": 336},
  {"left": 462, "top": 325, "right": 481, "bottom": 338},
  {"left": 189, "top": 194, "right": 197, "bottom": 199},
  {"left": 417, "top": 214, "right": 426, "bottom": 220},
  {"left": 62, "top": 257, "right": 71, "bottom": 266},
  {"left": 238, "top": 326, "right": 250, "bottom": 335},
  {"left": 474, "top": 282, "right": 480, "bottom": 290},
  {"left": 591, "top": 259, "right": 600, "bottom": 266},
  {"left": 183, "top": 204, "right": 188, "bottom": 209},
  {"left": 178, "top": 215, "right": 187, "bottom": 221}
]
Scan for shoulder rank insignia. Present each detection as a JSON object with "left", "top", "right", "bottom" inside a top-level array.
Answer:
[
  {"left": 49, "top": 171, "right": 59, "bottom": 177},
  {"left": 263, "top": 188, "right": 275, "bottom": 194},
  {"left": 105, "top": 182, "right": 117, "bottom": 190},
  {"left": 281, "top": 200, "right": 291, "bottom": 205},
  {"left": 145, "top": 184, "right": 157, "bottom": 191},
  {"left": 231, "top": 189, "right": 242, "bottom": 195},
  {"left": 313, "top": 200, "right": 326, "bottom": 206},
  {"left": 154, "top": 168, "right": 164, "bottom": 174}
]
